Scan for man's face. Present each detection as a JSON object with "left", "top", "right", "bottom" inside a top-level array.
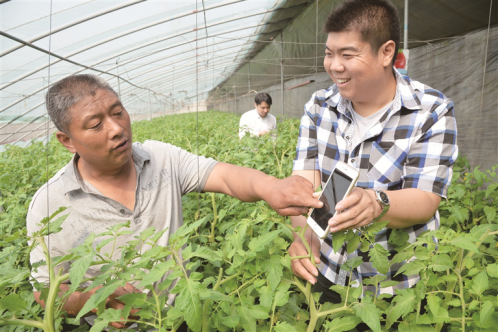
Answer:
[
  {"left": 323, "top": 30, "right": 388, "bottom": 105},
  {"left": 255, "top": 102, "right": 271, "bottom": 118},
  {"left": 58, "top": 89, "right": 133, "bottom": 171}
]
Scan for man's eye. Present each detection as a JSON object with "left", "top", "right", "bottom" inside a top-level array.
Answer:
[
  {"left": 343, "top": 54, "right": 352, "bottom": 58},
  {"left": 115, "top": 111, "right": 123, "bottom": 116},
  {"left": 90, "top": 122, "right": 101, "bottom": 130}
]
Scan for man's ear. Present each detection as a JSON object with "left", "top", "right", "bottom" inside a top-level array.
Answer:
[
  {"left": 380, "top": 40, "right": 396, "bottom": 68},
  {"left": 56, "top": 131, "right": 76, "bottom": 154},
  {"left": 254, "top": 102, "right": 258, "bottom": 109}
]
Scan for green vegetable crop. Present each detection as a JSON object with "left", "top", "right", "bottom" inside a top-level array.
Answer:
[{"left": 0, "top": 111, "right": 497, "bottom": 331}]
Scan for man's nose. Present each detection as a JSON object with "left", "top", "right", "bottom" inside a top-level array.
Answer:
[
  {"left": 330, "top": 57, "right": 344, "bottom": 72},
  {"left": 108, "top": 118, "right": 124, "bottom": 139}
]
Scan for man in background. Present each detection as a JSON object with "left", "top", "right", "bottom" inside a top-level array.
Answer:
[{"left": 239, "top": 92, "right": 277, "bottom": 139}]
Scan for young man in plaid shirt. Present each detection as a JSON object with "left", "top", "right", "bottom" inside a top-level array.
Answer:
[{"left": 289, "top": 0, "right": 458, "bottom": 307}]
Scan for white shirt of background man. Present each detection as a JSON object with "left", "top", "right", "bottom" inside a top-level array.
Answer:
[{"left": 238, "top": 109, "right": 277, "bottom": 139}]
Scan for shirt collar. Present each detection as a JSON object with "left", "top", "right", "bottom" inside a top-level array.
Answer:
[
  {"left": 62, "top": 142, "right": 151, "bottom": 195},
  {"left": 325, "top": 67, "right": 422, "bottom": 116}
]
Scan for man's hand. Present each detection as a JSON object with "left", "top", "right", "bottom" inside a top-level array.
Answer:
[
  {"left": 263, "top": 175, "right": 323, "bottom": 216},
  {"left": 289, "top": 236, "right": 321, "bottom": 284},
  {"left": 258, "top": 130, "right": 269, "bottom": 136},
  {"left": 98, "top": 283, "right": 141, "bottom": 329},
  {"left": 327, "top": 187, "right": 378, "bottom": 233}
]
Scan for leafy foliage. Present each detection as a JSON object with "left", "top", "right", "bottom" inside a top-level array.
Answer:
[{"left": 1, "top": 111, "right": 497, "bottom": 332}]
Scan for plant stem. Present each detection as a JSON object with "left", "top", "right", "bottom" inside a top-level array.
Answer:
[
  {"left": 202, "top": 268, "right": 223, "bottom": 332},
  {"left": 209, "top": 193, "right": 218, "bottom": 244},
  {"left": 0, "top": 318, "right": 44, "bottom": 330},
  {"left": 151, "top": 288, "right": 162, "bottom": 329},
  {"left": 436, "top": 248, "right": 463, "bottom": 332}
]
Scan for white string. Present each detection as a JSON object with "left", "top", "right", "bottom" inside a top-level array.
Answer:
[{"left": 473, "top": 0, "right": 493, "bottom": 167}]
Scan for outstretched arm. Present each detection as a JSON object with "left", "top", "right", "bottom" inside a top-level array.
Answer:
[{"left": 203, "top": 162, "right": 323, "bottom": 216}]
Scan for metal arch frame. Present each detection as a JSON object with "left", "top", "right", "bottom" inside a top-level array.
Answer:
[
  {"left": 0, "top": 0, "right": 245, "bottom": 92},
  {"left": 0, "top": 26, "right": 279, "bottom": 128},
  {"left": 0, "top": 19, "right": 284, "bottom": 120},
  {"left": 0, "top": 3, "right": 282, "bottom": 115},
  {"left": 0, "top": 0, "right": 147, "bottom": 58}
]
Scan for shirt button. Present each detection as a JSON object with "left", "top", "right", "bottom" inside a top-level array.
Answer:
[
  {"left": 346, "top": 136, "right": 350, "bottom": 140},
  {"left": 351, "top": 159, "right": 355, "bottom": 163},
  {"left": 120, "top": 209, "right": 125, "bottom": 214}
]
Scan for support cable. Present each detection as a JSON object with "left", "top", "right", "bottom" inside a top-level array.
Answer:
[{"left": 473, "top": 0, "right": 493, "bottom": 167}]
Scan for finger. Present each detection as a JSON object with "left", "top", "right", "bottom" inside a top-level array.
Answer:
[
  {"left": 291, "top": 259, "right": 318, "bottom": 284},
  {"left": 276, "top": 206, "right": 310, "bottom": 217},
  {"left": 312, "top": 191, "right": 321, "bottom": 198}
]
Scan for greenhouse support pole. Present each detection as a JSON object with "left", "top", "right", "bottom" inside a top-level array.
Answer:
[
  {"left": 148, "top": 90, "right": 152, "bottom": 121},
  {"left": 248, "top": 61, "right": 251, "bottom": 109},
  {"left": 404, "top": 0, "right": 408, "bottom": 50},
  {"left": 172, "top": 66, "right": 175, "bottom": 114},
  {"left": 280, "top": 31, "right": 284, "bottom": 118},
  {"left": 116, "top": 58, "right": 122, "bottom": 98},
  {"left": 234, "top": 86, "right": 237, "bottom": 114}
]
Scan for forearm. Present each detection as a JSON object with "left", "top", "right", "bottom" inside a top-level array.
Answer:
[
  {"left": 34, "top": 284, "right": 100, "bottom": 317},
  {"left": 205, "top": 162, "right": 276, "bottom": 202},
  {"left": 369, "top": 188, "right": 441, "bottom": 229}
]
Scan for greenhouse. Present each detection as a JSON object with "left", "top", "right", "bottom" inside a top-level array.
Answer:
[{"left": 1, "top": 0, "right": 497, "bottom": 331}]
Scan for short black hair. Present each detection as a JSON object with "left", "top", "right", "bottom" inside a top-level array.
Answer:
[
  {"left": 254, "top": 92, "right": 272, "bottom": 106},
  {"left": 46, "top": 74, "right": 118, "bottom": 134},
  {"left": 323, "top": 0, "right": 400, "bottom": 67}
]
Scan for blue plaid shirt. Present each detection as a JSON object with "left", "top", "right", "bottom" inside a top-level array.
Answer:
[{"left": 293, "top": 69, "right": 458, "bottom": 295}]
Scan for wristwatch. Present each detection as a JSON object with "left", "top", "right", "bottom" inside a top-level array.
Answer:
[{"left": 372, "top": 189, "right": 390, "bottom": 222}]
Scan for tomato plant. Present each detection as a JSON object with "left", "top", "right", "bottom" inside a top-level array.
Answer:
[{"left": 0, "top": 111, "right": 497, "bottom": 331}]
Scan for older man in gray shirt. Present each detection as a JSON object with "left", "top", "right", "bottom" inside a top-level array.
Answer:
[{"left": 27, "top": 74, "right": 322, "bottom": 327}]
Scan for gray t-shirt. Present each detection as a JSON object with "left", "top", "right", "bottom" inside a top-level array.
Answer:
[{"left": 27, "top": 140, "right": 217, "bottom": 289}]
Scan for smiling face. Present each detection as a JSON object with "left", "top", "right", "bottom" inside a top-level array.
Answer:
[
  {"left": 255, "top": 102, "right": 271, "bottom": 118},
  {"left": 323, "top": 30, "right": 396, "bottom": 113},
  {"left": 56, "top": 89, "right": 133, "bottom": 173}
]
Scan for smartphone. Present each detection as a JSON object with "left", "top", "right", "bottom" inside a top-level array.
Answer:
[{"left": 307, "top": 161, "right": 360, "bottom": 239}]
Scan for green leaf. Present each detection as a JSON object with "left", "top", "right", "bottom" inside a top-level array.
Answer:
[
  {"left": 387, "top": 288, "right": 416, "bottom": 327},
  {"left": 448, "top": 236, "right": 478, "bottom": 253},
  {"left": 369, "top": 244, "right": 390, "bottom": 274},
  {"left": 248, "top": 230, "right": 280, "bottom": 253},
  {"left": 429, "top": 254, "right": 453, "bottom": 272},
  {"left": 352, "top": 296, "right": 381, "bottom": 332},
  {"left": 480, "top": 301, "right": 494, "bottom": 325},
  {"left": 325, "top": 316, "right": 362, "bottom": 331},
  {"left": 346, "top": 233, "right": 361, "bottom": 253},
  {"left": 0, "top": 293, "right": 27, "bottom": 312},
  {"left": 331, "top": 230, "right": 348, "bottom": 253},
  {"left": 69, "top": 253, "right": 94, "bottom": 291},
  {"left": 220, "top": 315, "right": 240, "bottom": 328},
  {"left": 138, "top": 260, "right": 175, "bottom": 287},
  {"left": 343, "top": 256, "right": 363, "bottom": 270},
  {"left": 174, "top": 278, "right": 203, "bottom": 332},
  {"left": 426, "top": 294, "right": 440, "bottom": 318},
  {"left": 397, "top": 322, "right": 437, "bottom": 332},
  {"left": 388, "top": 229, "right": 409, "bottom": 247},
  {"left": 248, "top": 304, "right": 269, "bottom": 319},
  {"left": 236, "top": 301, "right": 256, "bottom": 332},
  {"left": 118, "top": 292, "right": 148, "bottom": 307},
  {"left": 487, "top": 263, "right": 498, "bottom": 278},
  {"left": 265, "top": 255, "right": 283, "bottom": 291},
  {"left": 362, "top": 221, "right": 389, "bottom": 234},
  {"left": 274, "top": 321, "right": 297, "bottom": 332},
  {"left": 76, "top": 280, "right": 122, "bottom": 320},
  {"left": 484, "top": 206, "right": 497, "bottom": 223},
  {"left": 471, "top": 271, "right": 489, "bottom": 295},
  {"left": 184, "top": 246, "right": 222, "bottom": 262}
]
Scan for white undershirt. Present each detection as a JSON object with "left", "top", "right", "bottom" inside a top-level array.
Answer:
[{"left": 350, "top": 101, "right": 393, "bottom": 151}]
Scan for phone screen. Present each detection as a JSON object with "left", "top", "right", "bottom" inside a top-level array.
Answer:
[{"left": 310, "top": 168, "right": 354, "bottom": 231}]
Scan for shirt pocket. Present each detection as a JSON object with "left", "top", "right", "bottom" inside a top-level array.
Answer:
[{"left": 367, "top": 139, "right": 409, "bottom": 185}]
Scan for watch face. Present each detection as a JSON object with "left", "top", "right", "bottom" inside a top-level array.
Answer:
[{"left": 379, "top": 191, "right": 389, "bottom": 204}]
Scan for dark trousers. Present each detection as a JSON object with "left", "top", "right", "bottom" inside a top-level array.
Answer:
[{"left": 313, "top": 272, "right": 427, "bottom": 331}]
